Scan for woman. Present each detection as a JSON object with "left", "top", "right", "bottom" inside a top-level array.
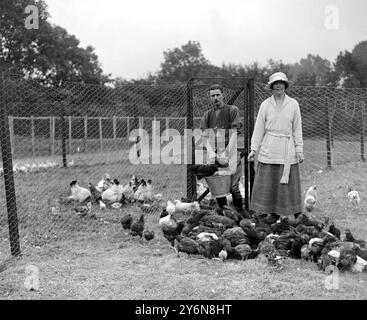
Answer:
[{"left": 247, "top": 72, "right": 304, "bottom": 219}]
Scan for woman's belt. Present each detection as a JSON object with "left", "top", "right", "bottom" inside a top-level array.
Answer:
[{"left": 266, "top": 132, "right": 292, "bottom": 184}]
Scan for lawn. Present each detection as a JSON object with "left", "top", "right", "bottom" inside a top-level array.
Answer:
[{"left": 0, "top": 138, "right": 367, "bottom": 300}]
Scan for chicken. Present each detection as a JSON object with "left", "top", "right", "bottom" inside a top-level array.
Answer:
[
  {"left": 218, "top": 249, "right": 228, "bottom": 261},
  {"left": 134, "top": 179, "right": 147, "bottom": 204},
  {"left": 159, "top": 208, "right": 185, "bottom": 246},
  {"left": 96, "top": 174, "right": 112, "bottom": 192},
  {"left": 233, "top": 244, "right": 252, "bottom": 260},
  {"left": 130, "top": 214, "right": 145, "bottom": 238},
  {"left": 304, "top": 185, "right": 317, "bottom": 213},
  {"left": 73, "top": 202, "right": 92, "bottom": 217},
  {"left": 174, "top": 235, "right": 200, "bottom": 256},
  {"left": 88, "top": 183, "right": 102, "bottom": 203},
  {"left": 328, "top": 223, "right": 341, "bottom": 240},
  {"left": 143, "top": 179, "right": 153, "bottom": 202},
  {"left": 121, "top": 214, "right": 133, "bottom": 229},
  {"left": 142, "top": 230, "right": 155, "bottom": 241},
  {"left": 101, "top": 179, "right": 124, "bottom": 203},
  {"left": 69, "top": 180, "right": 92, "bottom": 203},
  {"left": 166, "top": 200, "right": 176, "bottom": 215},
  {"left": 122, "top": 183, "right": 135, "bottom": 203},
  {"left": 173, "top": 200, "right": 200, "bottom": 213},
  {"left": 51, "top": 206, "right": 61, "bottom": 216},
  {"left": 99, "top": 200, "right": 107, "bottom": 210},
  {"left": 111, "top": 202, "right": 122, "bottom": 209},
  {"left": 24, "top": 265, "right": 40, "bottom": 291},
  {"left": 344, "top": 229, "right": 366, "bottom": 248},
  {"left": 337, "top": 249, "right": 358, "bottom": 271},
  {"left": 347, "top": 186, "right": 360, "bottom": 209},
  {"left": 181, "top": 210, "right": 210, "bottom": 236},
  {"left": 196, "top": 232, "right": 219, "bottom": 242}
]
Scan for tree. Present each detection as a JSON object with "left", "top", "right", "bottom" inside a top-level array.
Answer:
[
  {"left": 0, "top": 0, "right": 110, "bottom": 86},
  {"left": 352, "top": 41, "right": 367, "bottom": 87},
  {"left": 288, "top": 54, "right": 333, "bottom": 86},
  {"left": 157, "top": 41, "right": 211, "bottom": 83},
  {"left": 333, "top": 50, "right": 361, "bottom": 88}
]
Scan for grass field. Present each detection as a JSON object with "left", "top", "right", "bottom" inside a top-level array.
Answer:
[{"left": 0, "top": 138, "right": 367, "bottom": 300}]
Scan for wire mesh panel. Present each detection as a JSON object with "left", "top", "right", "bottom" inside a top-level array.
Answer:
[{"left": 0, "top": 71, "right": 190, "bottom": 264}]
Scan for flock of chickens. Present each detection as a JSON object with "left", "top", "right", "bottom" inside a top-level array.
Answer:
[{"left": 58, "top": 172, "right": 366, "bottom": 274}]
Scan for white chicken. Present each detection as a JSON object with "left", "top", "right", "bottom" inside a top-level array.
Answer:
[
  {"left": 196, "top": 232, "right": 219, "bottom": 242},
  {"left": 166, "top": 200, "right": 176, "bottom": 215},
  {"left": 24, "top": 265, "right": 40, "bottom": 291},
  {"left": 218, "top": 249, "right": 228, "bottom": 262},
  {"left": 101, "top": 179, "right": 124, "bottom": 203},
  {"left": 69, "top": 180, "right": 92, "bottom": 203},
  {"left": 96, "top": 173, "right": 112, "bottom": 192},
  {"left": 304, "top": 185, "right": 317, "bottom": 213},
  {"left": 99, "top": 200, "right": 107, "bottom": 210},
  {"left": 347, "top": 186, "right": 361, "bottom": 209},
  {"left": 134, "top": 180, "right": 147, "bottom": 203},
  {"left": 143, "top": 179, "right": 153, "bottom": 202},
  {"left": 173, "top": 200, "right": 200, "bottom": 213}
]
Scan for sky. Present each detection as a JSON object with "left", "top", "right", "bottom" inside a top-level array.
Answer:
[{"left": 45, "top": 0, "right": 367, "bottom": 80}]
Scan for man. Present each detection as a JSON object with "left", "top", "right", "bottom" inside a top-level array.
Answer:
[{"left": 199, "top": 84, "right": 251, "bottom": 219}]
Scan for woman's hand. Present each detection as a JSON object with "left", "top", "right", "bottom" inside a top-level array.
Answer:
[
  {"left": 297, "top": 152, "right": 304, "bottom": 163},
  {"left": 247, "top": 150, "right": 256, "bottom": 162}
]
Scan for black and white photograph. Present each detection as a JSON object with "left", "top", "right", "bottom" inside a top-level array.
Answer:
[{"left": 1, "top": 0, "right": 367, "bottom": 304}]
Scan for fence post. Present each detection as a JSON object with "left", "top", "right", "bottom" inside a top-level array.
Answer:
[
  {"left": 0, "top": 72, "right": 21, "bottom": 256},
  {"left": 113, "top": 115, "right": 117, "bottom": 150},
  {"left": 50, "top": 116, "right": 55, "bottom": 156},
  {"left": 68, "top": 116, "right": 72, "bottom": 154},
  {"left": 361, "top": 101, "right": 365, "bottom": 162},
  {"left": 325, "top": 101, "right": 332, "bottom": 168},
  {"left": 84, "top": 115, "right": 88, "bottom": 151},
  {"left": 186, "top": 78, "right": 196, "bottom": 201},
  {"left": 60, "top": 102, "right": 67, "bottom": 167},
  {"left": 248, "top": 79, "right": 255, "bottom": 198},
  {"left": 8, "top": 115, "right": 14, "bottom": 156},
  {"left": 31, "top": 116, "right": 35, "bottom": 158},
  {"left": 99, "top": 116, "right": 103, "bottom": 151}
]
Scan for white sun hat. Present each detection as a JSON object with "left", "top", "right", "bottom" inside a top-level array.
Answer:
[{"left": 265, "top": 72, "right": 292, "bottom": 90}]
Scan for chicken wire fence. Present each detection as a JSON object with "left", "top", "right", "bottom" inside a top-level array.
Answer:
[{"left": 0, "top": 72, "right": 366, "bottom": 263}]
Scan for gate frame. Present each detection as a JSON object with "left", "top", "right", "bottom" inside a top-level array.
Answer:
[{"left": 186, "top": 77, "right": 255, "bottom": 210}]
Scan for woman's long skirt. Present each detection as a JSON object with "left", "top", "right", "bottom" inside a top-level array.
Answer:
[{"left": 249, "top": 162, "right": 302, "bottom": 216}]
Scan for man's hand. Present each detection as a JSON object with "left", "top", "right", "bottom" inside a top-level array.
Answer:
[
  {"left": 247, "top": 150, "right": 256, "bottom": 162},
  {"left": 297, "top": 152, "right": 304, "bottom": 163}
]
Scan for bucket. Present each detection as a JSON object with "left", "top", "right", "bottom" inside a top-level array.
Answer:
[{"left": 205, "top": 174, "right": 232, "bottom": 198}]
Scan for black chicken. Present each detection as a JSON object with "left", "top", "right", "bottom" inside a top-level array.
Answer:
[
  {"left": 121, "top": 214, "right": 133, "bottom": 229},
  {"left": 328, "top": 223, "right": 341, "bottom": 240},
  {"left": 142, "top": 230, "right": 155, "bottom": 241},
  {"left": 174, "top": 235, "right": 200, "bottom": 256},
  {"left": 88, "top": 183, "right": 102, "bottom": 203},
  {"left": 344, "top": 229, "right": 366, "bottom": 248},
  {"left": 130, "top": 214, "right": 145, "bottom": 238},
  {"left": 159, "top": 208, "right": 185, "bottom": 246}
]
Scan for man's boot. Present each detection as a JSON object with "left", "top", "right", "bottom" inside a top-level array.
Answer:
[
  {"left": 216, "top": 196, "right": 228, "bottom": 208},
  {"left": 232, "top": 196, "right": 252, "bottom": 219}
]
